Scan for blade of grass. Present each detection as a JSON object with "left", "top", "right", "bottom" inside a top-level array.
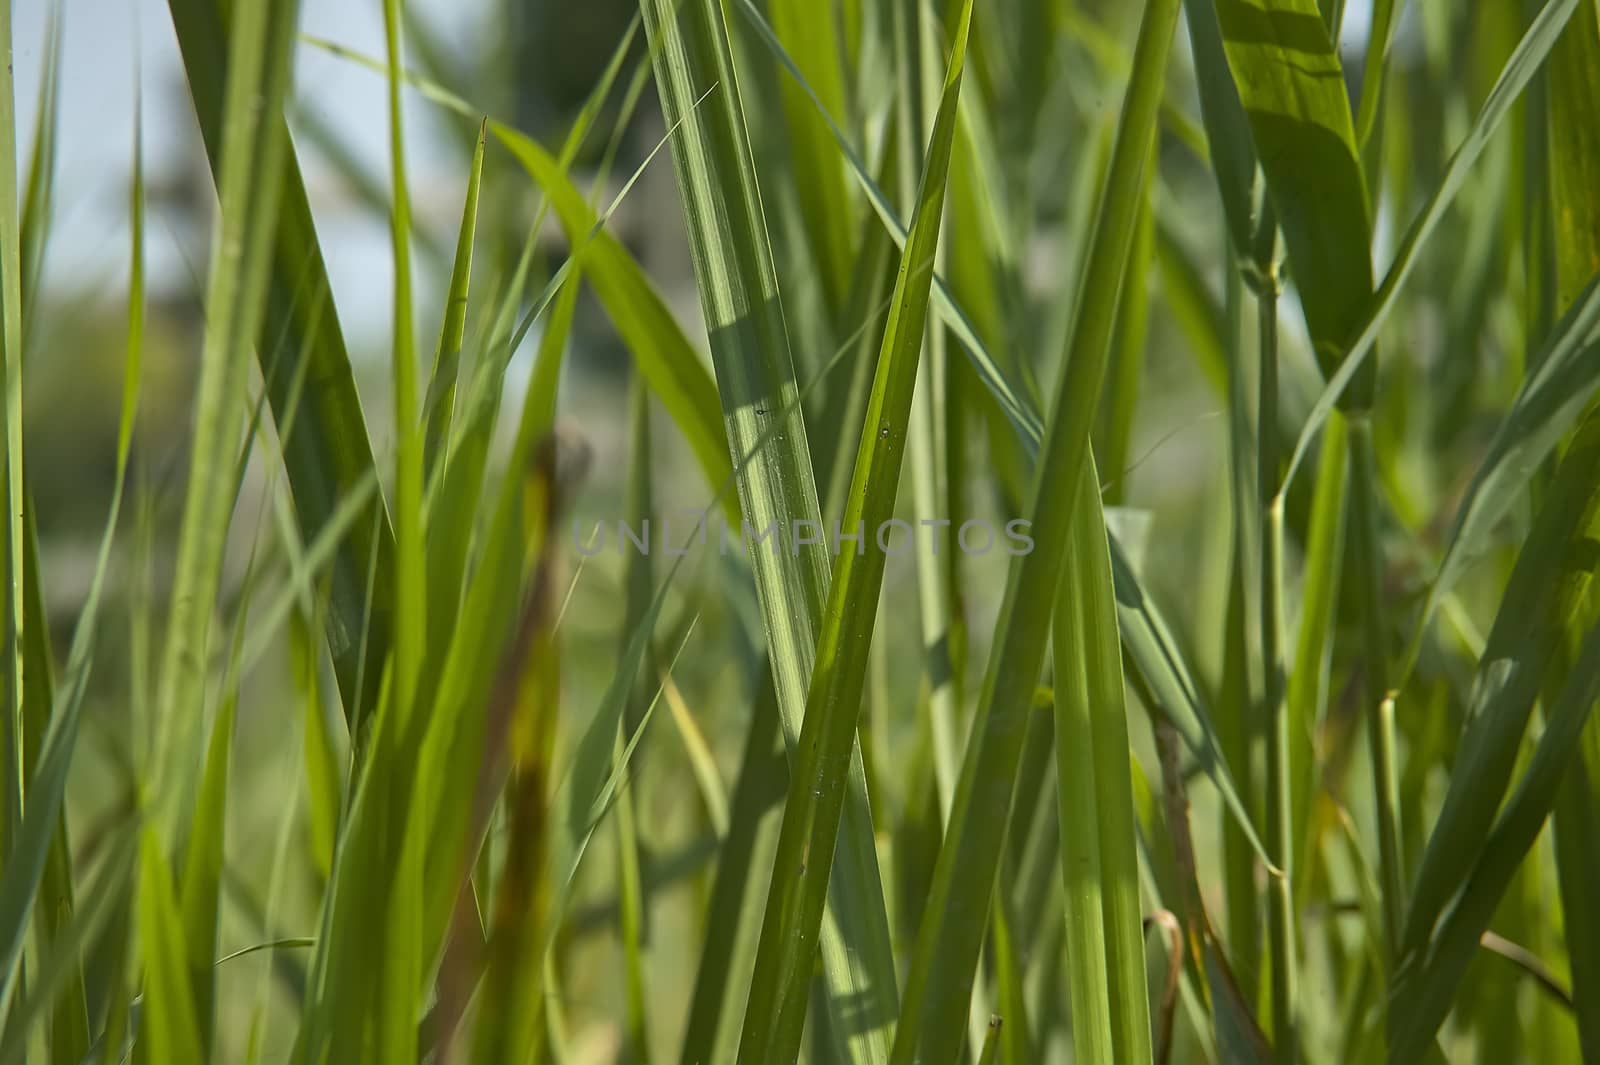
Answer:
[
  {"left": 17, "top": 0, "right": 60, "bottom": 330},
  {"left": 1253, "top": 222, "right": 1300, "bottom": 1062},
  {"left": 1283, "top": 0, "right": 1581, "bottom": 486},
  {"left": 767, "top": 0, "right": 855, "bottom": 323},
  {"left": 677, "top": 670, "right": 785, "bottom": 1065},
  {"left": 1180, "top": 0, "right": 1261, "bottom": 259},
  {"left": 737, "top": 4, "right": 973, "bottom": 1058},
  {"left": 151, "top": 0, "right": 301, "bottom": 828},
  {"left": 1388, "top": 616, "right": 1600, "bottom": 1063},
  {"left": 376, "top": 4, "right": 427, "bottom": 1054},
  {"left": 636, "top": 0, "right": 904, "bottom": 1057},
  {"left": 0, "top": 0, "right": 27, "bottom": 867},
  {"left": 1398, "top": 412, "right": 1600, "bottom": 1000},
  {"left": 736, "top": 0, "right": 1271, "bottom": 864},
  {"left": 167, "top": 0, "right": 396, "bottom": 732},
  {"left": 614, "top": 376, "right": 654, "bottom": 1062},
  {"left": 1054, "top": 451, "right": 1155, "bottom": 1065},
  {"left": 135, "top": 828, "right": 203, "bottom": 1065},
  {"left": 888, "top": 2, "right": 1181, "bottom": 1061},
  {"left": 422, "top": 119, "right": 487, "bottom": 482},
  {"left": 0, "top": 79, "right": 146, "bottom": 1033}
]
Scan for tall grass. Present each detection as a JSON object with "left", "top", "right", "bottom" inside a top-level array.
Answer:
[{"left": 1, "top": 0, "right": 1599, "bottom": 1063}]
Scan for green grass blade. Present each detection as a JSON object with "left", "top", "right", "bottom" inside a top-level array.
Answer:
[
  {"left": 1389, "top": 618, "right": 1600, "bottom": 1063},
  {"left": 1352, "top": 0, "right": 1402, "bottom": 149},
  {"left": 888, "top": 2, "right": 1181, "bottom": 1061},
  {"left": 731, "top": 0, "right": 1039, "bottom": 449},
  {"left": 151, "top": 0, "right": 301, "bottom": 825},
  {"left": 490, "top": 127, "right": 735, "bottom": 507},
  {"left": 1054, "top": 451, "right": 1155, "bottom": 1065},
  {"left": 1544, "top": 6, "right": 1600, "bottom": 1054},
  {"left": 177, "top": 683, "right": 236, "bottom": 1054},
  {"left": 377, "top": 3, "right": 427, "bottom": 1050},
  {"left": 167, "top": 0, "right": 396, "bottom": 732},
  {"left": 1180, "top": 0, "right": 1261, "bottom": 258},
  {"left": 0, "top": 82, "right": 146, "bottom": 1033},
  {"left": 135, "top": 828, "right": 203, "bottom": 1064},
  {"left": 738, "top": 3, "right": 973, "bottom": 1058},
  {"left": 1214, "top": 0, "right": 1375, "bottom": 394},
  {"left": 1282, "top": 0, "right": 1580, "bottom": 485},
  {"left": 1287, "top": 415, "right": 1346, "bottom": 900},
  {"left": 0, "top": 0, "right": 27, "bottom": 864},
  {"left": 678, "top": 670, "right": 784, "bottom": 1065},
  {"left": 1409, "top": 273, "right": 1600, "bottom": 673},
  {"left": 737, "top": 1, "right": 1266, "bottom": 868},
  {"left": 636, "top": 0, "right": 906, "bottom": 1057},
  {"left": 1548, "top": 0, "right": 1600, "bottom": 312},
  {"left": 17, "top": 0, "right": 60, "bottom": 329},
  {"left": 422, "top": 119, "right": 487, "bottom": 482},
  {"left": 1552, "top": 722, "right": 1600, "bottom": 1062},
  {"left": 1398, "top": 412, "right": 1600, "bottom": 987},
  {"left": 768, "top": 0, "right": 856, "bottom": 321}
]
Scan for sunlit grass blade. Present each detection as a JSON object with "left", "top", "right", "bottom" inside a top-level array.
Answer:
[
  {"left": 1054, "top": 451, "right": 1155, "bottom": 1065},
  {"left": 151, "top": 0, "right": 301, "bottom": 829},
  {"left": 888, "top": 2, "right": 1180, "bottom": 1061},
  {"left": 1288, "top": 415, "right": 1347, "bottom": 900},
  {"left": 167, "top": 0, "right": 396, "bottom": 732},
  {"left": 1353, "top": 0, "right": 1403, "bottom": 149},
  {"left": 0, "top": 824, "right": 136, "bottom": 1065},
  {"left": 732, "top": 0, "right": 1039, "bottom": 449},
  {"left": 738, "top": 3, "right": 972, "bottom": 1058},
  {"left": 636, "top": 0, "right": 908, "bottom": 1057}
]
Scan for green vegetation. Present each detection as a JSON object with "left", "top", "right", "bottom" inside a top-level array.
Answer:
[{"left": 3, "top": 0, "right": 1600, "bottom": 1061}]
